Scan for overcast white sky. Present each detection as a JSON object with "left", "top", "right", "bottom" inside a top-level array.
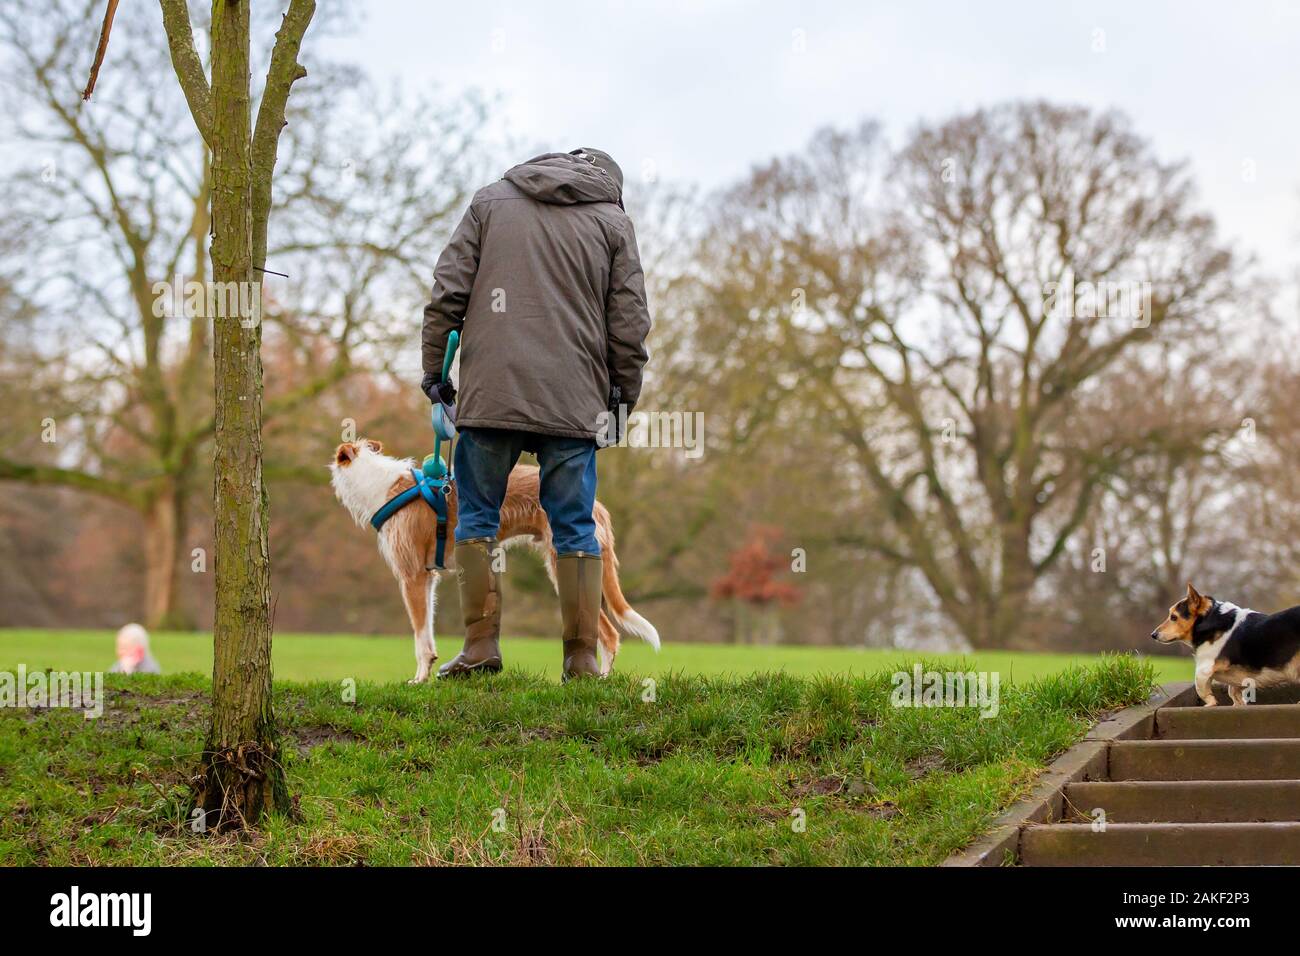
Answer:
[{"left": 322, "top": 0, "right": 1300, "bottom": 277}]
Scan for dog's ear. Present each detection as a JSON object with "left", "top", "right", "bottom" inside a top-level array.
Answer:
[
  {"left": 335, "top": 442, "right": 358, "bottom": 466},
  {"left": 1186, "top": 582, "right": 1208, "bottom": 614},
  {"left": 364, "top": 439, "right": 383, "bottom": 454}
]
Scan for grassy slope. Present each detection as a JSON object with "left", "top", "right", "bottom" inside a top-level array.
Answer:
[
  {"left": 0, "top": 654, "right": 1156, "bottom": 865},
  {"left": 0, "top": 628, "right": 1193, "bottom": 684}
]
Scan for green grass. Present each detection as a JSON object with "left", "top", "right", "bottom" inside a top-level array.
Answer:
[
  {"left": 0, "top": 627, "right": 1194, "bottom": 685},
  {"left": 0, "top": 637, "right": 1161, "bottom": 866}
]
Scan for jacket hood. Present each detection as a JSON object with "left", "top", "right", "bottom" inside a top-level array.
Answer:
[{"left": 503, "top": 152, "right": 622, "bottom": 206}]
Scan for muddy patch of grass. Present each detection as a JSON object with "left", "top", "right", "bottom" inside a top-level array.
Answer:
[{"left": 287, "top": 725, "right": 366, "bottom": 754}]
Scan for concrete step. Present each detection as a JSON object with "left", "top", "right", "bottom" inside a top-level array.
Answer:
[
  {"left": 1109, "top": 738, "right": 1300, "bottom": 780},
  {"left": 1208, "top": 684, "right": 1300, "bottom": 706},
  {"left": 1156, "top": 704, "right": 1300, "bottom": 739},
  {"left": 1021, "top": 822, "right": 1300, "bottom": 866},
  {"left": 1063, "top": 780, "right": 1300, "bottom": 823}
]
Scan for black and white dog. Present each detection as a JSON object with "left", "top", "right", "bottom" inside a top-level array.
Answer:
[{"left": 1150, "top": 584, "right": 1300, "bottom": 706}]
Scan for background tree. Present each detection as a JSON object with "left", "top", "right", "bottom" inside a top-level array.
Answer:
[
  {"left": 692, "top": 105, "right": 1240, "bottom": 648},
  {"left": 0, "top": 0, "right": 218, "bottom": 627},
  {"left": 710, "top": 525, "right": 802, "bottom": 644},
  {"left": 0, "top": 0, "right": 490, "bottom": 629},
  {"left": 1033, "top": 351, "right": 1257, "bottom": 650}
]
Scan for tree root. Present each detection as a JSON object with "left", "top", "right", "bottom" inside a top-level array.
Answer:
[{"left": 191, "top": 740, "right": 292, "bottom": 833}]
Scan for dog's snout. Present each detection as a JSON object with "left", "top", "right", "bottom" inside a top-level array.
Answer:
[{"left": 1149, "top": 630, "right": 1160, "bottom": 641}]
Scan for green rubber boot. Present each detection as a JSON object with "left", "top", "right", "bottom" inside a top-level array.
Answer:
[
  {"left": 437, "top": 539, "right": 503, "bottom": 678},
  {"left": 557, "top": 553, "right": 603, "bottom": 681}
]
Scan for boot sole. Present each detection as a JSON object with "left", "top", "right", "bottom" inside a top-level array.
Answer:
[{"left": 436, "top": 659, "right": 504, "bottom": 679}]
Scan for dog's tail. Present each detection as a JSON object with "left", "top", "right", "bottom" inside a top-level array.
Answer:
[{"left": 596, "top": 512, "right": 660, "bottom": 651}]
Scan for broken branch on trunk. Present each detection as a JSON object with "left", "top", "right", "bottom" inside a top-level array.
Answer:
[{"left": 81, "top": 0, "right": 120, "bottom": 100}]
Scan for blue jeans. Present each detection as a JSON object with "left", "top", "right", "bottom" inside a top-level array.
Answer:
[{"left": 454, "top": 427, "right": 600, "bottom": 556}]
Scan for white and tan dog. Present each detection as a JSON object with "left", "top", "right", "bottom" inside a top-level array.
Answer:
[{"left": 330, "top": 439, "right": 659, "bottom": 683}]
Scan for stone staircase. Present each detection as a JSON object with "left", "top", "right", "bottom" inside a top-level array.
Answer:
[{"left": 1021, "top": 688, "right": 1300, "bottom": 866}]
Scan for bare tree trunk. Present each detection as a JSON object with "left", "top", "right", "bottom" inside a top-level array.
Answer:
[
  {"left": 193, "top": 0, "right": 287, "bottom": 829},
  {"left": 142, "top": 481, "right": 186, "bottom": 629},
  {"left": 154, "top": 0, "right": 315, "bottom": 830},
  {"left": 958, "top": 568, "right": 1033, "bottom": 650},
  {"left": 993, "top": 527, "right": 1035, "bottom": 649}
]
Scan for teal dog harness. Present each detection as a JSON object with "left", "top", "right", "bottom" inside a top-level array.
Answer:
[
  {"left": 370, "top": 465, "right": 451, "bottom": 569},
  {"left": 369, "top": 331, "right": 460, "bottom": 570}
]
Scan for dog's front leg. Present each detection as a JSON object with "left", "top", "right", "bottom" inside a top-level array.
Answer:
[
  {"left": 1194, "top": 668, "right": 1218, "bottom": 707},
  {"left": 1228, "top": 683, "right": 1247, "bottom": 707}
]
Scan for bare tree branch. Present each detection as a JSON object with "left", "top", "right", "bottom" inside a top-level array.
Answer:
[
  {"left": 251, "top": 0, "right": 316, "bottom": 270},
  {"left": 0, "top": 456, "right": 141, "bottom": 507},
  {"left": 81, "top": 0, "right": 121, "bottom": 99},
  {"left": 157, "top": 0, "right": 212, "bottom": 146}
]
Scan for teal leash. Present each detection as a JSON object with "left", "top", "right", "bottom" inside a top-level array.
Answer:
[{"left": 422, "top": 329, "right": 459, "bottom": 482}]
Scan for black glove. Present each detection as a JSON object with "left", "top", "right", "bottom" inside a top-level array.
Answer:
[
  {"left": 604, "top": 385, "right": 624, "bottom": 445},
  {"left": 421, "top": 372, "right": 456, "bottom": 406}
]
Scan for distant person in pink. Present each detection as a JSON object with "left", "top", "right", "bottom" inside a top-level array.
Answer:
[{"left": 109, "top": 623, "right": 161, "bottom": 675}]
